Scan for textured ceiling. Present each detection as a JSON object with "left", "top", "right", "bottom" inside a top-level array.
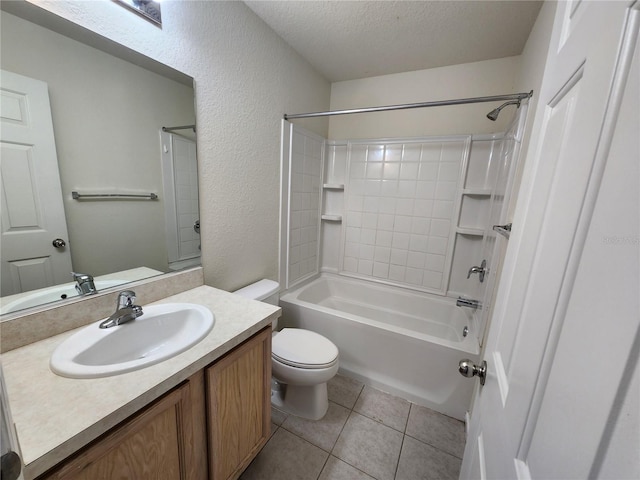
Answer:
[{"left": 244, "top": 1, "right": 543, "bottom": 82}]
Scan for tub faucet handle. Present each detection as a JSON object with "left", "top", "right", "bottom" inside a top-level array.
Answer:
[{"left": 467, "top": 259, "right": 487, "bottom": 283}]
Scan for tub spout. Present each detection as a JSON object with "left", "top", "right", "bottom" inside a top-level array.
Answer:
[{"left": 456, "top": 297, "right": 482, "bottom": 309}]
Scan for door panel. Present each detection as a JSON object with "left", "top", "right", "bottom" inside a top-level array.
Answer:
[
  {"left": 461, "top": 2, "right": 639, "bottom": 478},
  {"left": 0, "top": 70, "right": 72, "bottom": 296},
  {"left": 526, "top": 11, "right": 640, "bottom": 477},
  {"left": 1, "top": 144, "right": 40, "bottom": 226}
]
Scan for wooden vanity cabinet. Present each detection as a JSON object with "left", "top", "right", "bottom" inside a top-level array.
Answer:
[
  {"left": 205, "top": 326, "right": 271, "bottom": 480},
  {"left": 39, "top": 371, "right": 207, "bottom": 480},
  {"left": 36, "top": 327, "right": 271, "bottom": 480}
]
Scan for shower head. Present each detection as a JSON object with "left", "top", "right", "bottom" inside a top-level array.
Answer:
[{"left": 486, "top": 100, "right": 521, "bottom": 121}]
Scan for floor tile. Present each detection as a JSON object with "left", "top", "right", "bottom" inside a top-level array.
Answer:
[
  {"left": 271, "top": 406, "right": 288, "bottom": 426},
  {"left": 354, "top": 385, "right": 411, "bottom": 432},
  {"left": 318, "top": 456, "right": 376, "bottom": 480},
  {"left": 281, "top": 401, "right": 350, "bottom": 452},
  {"left": 395, "top": 435, "right": 462, "bottom": 480},
  {"left": 405, "top": 404, "right": 466, "bottom": 458},
  {"left": 328, "top": 374, "right": 364, "bottom": 409},
  {"left": 240, "top": 428, "right": 328, "bottom": 480},
  {"left": 269, "top": 422, "right": 278, "bottom": 439},
  {"left": 332, "top": 412, "right": 403, "bottom": 480}
]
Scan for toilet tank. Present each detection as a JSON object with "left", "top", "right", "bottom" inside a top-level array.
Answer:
[
  {"left": 233, "top": 279, "right": 280, "bottom": 330},
  {"left": 233, "top": 279, "right": 280, "bottom": 304}
]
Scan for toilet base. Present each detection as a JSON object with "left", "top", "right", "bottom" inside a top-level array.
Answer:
[{"left": 271, "top": 379, "right": 329, "bottom": 420}]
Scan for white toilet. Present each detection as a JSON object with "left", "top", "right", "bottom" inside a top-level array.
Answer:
[{"left": 234, "top": 279, "right": 339, "bottom": 420}]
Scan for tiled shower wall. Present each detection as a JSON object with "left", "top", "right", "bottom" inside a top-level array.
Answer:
[
  {"left": 341, "top": 138, "right": 470, "bottom": 293},
  {"left": 287, "top": 127, "right": 323, "bottom": 286},
  {"left": 283, "top": 123, "right": 505, "bottom": 299}
]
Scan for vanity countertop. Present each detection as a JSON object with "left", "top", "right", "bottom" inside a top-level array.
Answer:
[{"left": 1, "top": 285, "right": 280, "bottom": 479}]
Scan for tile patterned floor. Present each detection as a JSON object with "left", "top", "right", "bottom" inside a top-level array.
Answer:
[{"left": 241, "top": 374, "right": 465, "bottom": 480}]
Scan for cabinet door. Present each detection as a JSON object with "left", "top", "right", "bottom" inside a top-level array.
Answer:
[
  {"left": 206, "top": 327, "right": 271, "bottom": 480},
  {"left": 40, "top": 373, "right": 207, "bottom": 480}
]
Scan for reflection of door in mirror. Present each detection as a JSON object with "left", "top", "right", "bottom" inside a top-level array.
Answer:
[
  {"left": 161, "top": 131, "right": 200, "bottom": 270},
  {"left": 0, "top": 7, "right": 198, "bottom": 313},
  {"left": 0, "top": 70, "right": 73, "bottom": 297}
]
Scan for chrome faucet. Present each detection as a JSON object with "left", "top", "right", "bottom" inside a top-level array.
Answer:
[
  {"left": 99, "top": 290, "right": 143, "bottom": 329},
  {"left": 456, "top": 297, "right": 482, "bottom": 309},
  {"left": 467, "top": 260, "right": 487, "bottom": 283},
  {"left": 72, "top": 272, "right": 97, "bottom": 295}
]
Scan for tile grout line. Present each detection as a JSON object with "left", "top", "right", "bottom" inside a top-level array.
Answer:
[
  {"left": 393, "top": 434, "right": 406, "bottom": 480},
  {"left": 275, "top": 382, "right": 368, "bottom": 480},
  {"left": 391, "top": 403, "right": 412, "bottom": 480},
  {"left": 333, "top": 382, "right": 408, "bottom": 480},
  {"left": 315, "top": 451, "right": 331, "bottom": 480},
  {"left": 338, "top": 385, "right": 464, "bottom": 478},
  {"left": 319, "top": 383, "right": 373, "bottom": 479},
  {"left": 329, "top": 382, "right": 364, "bottom": 456},
  {"left": 403, "top": 431, "right": 465, "bottom": 461},
  {"left": 268, "top": 377, "right": 464, "bottom": 480}
]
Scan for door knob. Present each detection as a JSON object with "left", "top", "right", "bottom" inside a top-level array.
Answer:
[
  {"left": 1, "top": 451, "right": 22, "bottom": 480},
  {"left": 458, "top": 359, "right": 487, "bottom": 385},
  {"left": 193, "top": 220, "right": 200, "bottom": 234},
  {"left": 52, "top": 238, "right": 66, "bottom": 248}
]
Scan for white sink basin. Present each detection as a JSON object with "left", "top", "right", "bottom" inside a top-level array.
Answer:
[
  {"left": 0, "top": 280, "right": 126, "bottom": 314},
  {"left": 50, "top": 303, "right": 214, "bottom": 378}
]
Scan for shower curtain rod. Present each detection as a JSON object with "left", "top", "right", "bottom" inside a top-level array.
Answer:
[
  {"left": 284, "top": 91, "right": 533, "bottom": 120},
  {"left": 162, "top": 124, "right": 196, "bottom": 133}
]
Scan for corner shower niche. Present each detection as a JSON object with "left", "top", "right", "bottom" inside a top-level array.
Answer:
[{"left": 280, "top": 118, "right": 523, "bottom": 309}]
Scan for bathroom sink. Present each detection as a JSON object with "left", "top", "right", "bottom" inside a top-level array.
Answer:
[
  {"left": 0, "top": 280, "right": 126, "bottom": 314},
  {"left": 50, "top": 303, "right": 214, "bottom": 378}
]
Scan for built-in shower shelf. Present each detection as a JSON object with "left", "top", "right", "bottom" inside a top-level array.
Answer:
[
  {"left": 321, "top": 214, "right": 342, "bottom": 222},
  {"left": 323, "top": 184, "right": 345, "bottom": 190},
  {"left": 462, "top": 188, "right": 492, "bottom": 196},
  {"left": 456, "top": 227, "right": 484, "bottom": 236}
]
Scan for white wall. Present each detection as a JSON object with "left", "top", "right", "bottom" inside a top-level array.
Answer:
[
  {"left": 25, "top": 0, "right": 331, "bottom": 291},
  {"left": 466, "top": 0, "right": 557, "bottom": 412},
  {"left": 2, "top": 12, "right": 195, "bottom": 276},
  {"left": 478, "top": 0, "right": 557, "bottom": 327},
  {"left": 508, "top": 0, "right": 558, "bottom": 218},
  {"left": 327, "top": 56, "right": 521, "bottom": 140}
]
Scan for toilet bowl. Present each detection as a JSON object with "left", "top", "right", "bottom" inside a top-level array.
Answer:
[{"left": 234, "top": 279, "right": 339, "bottom": 420}]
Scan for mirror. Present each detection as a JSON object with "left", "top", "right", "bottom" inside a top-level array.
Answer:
[{"left": 0, "top": 3, "right": 199, "bottom": 315}]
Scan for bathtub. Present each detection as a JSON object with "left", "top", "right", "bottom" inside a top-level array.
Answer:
[{"left": 279, "top": 274, "right": 480, "bottom": 420}]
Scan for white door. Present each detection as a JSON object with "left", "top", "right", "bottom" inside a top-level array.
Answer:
[
  {"left": 160, "top": 130, "right": 200, "bottom": 270},
  {"left": 461, "top": 2, "right": 640, "bottom": 479},
  {"left": 0, "top": 70, "right": 73, "bottom": 296}
]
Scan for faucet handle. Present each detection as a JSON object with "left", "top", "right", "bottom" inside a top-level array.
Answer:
[
  {"left": 467, "top": 260, "right": 487, "bottom": 282},
  {"left": 72, "top": 272, "right": 97, "bottom": 295},
  {"left": 117, "top": 290, "right": 137, "bottom": 309},
  {"left": 71, "top": 272, "right": 92, "bottom": 282}
]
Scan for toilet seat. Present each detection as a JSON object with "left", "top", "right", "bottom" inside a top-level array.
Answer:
[{"left": 272, "top": 328, "right": 338, "bottom": 370}]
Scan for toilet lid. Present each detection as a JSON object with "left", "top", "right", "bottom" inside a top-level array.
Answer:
[{"left": 272, "top": 328, "right": 339, "bottom": 369}]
